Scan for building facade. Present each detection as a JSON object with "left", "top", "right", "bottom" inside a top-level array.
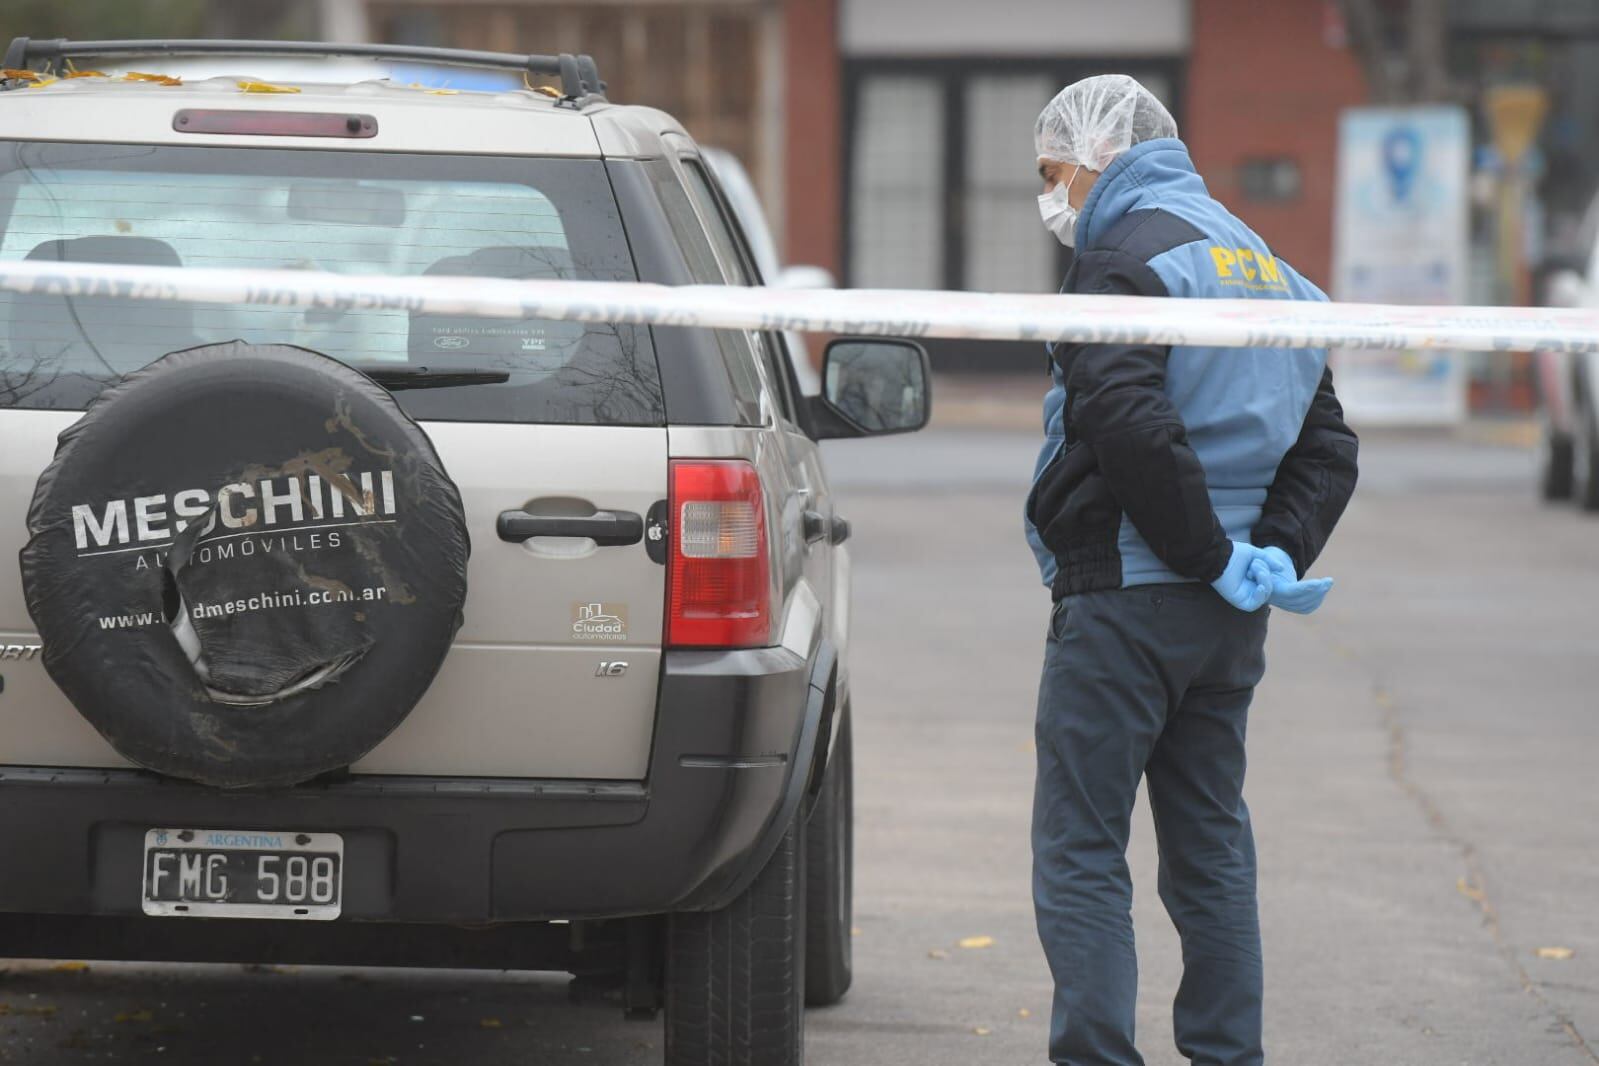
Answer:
[
  {"left": 795, "top": 0, "right": 1365, "bottom": 369},
  {"left": 368, "top": 0, "right": 788, "bottom": 211},
  {"left": 358, "top": 1, "right": 1368, "bottom": 370}
]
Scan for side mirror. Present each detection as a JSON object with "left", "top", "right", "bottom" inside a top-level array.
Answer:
[{"left": 808, "top": 338, "right": 931, "bottom": 440}]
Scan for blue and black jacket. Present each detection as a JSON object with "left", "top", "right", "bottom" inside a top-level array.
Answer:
[{"left": 1023, "top": 137, "right": 1359, "bottom": 599}]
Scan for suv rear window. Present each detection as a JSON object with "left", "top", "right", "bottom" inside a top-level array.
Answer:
[{"left": 0, "top": 142, "right": 663, "bottom": 425}]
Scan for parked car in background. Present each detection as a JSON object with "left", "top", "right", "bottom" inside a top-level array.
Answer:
[
  {"left": 703, "top": 146, "right": 832, "bottom": 395},
  {"left": 1535, "top": 274, "right": 1599, "bottom": 509},
  {"left": 1536, "top": 195, "right": 1599, "bottom": 509}
]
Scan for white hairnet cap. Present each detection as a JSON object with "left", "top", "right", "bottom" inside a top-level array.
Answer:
[{"left": 1034, "top": 74, "right": 1178, "bottom": 171}]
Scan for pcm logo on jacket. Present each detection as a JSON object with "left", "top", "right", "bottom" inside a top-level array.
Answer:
[
  {"left": 1209, "top": 245, "right": 1289, "bottom": 293},
  {"left": 70, "top": 471, "right": 398, "bottom": 554}
]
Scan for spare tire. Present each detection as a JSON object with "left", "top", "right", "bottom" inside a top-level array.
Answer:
[{"left": 20, "top": 342, "right": 469, "bottom": 788}]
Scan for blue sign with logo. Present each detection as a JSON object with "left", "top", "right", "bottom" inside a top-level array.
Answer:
[{"left": 1333, "top": 106, "right": 1471, "bottom": 424}]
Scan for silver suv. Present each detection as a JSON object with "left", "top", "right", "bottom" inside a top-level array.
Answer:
[{"left": 0, "top": 38, "right": 930, "bottom": 1066}]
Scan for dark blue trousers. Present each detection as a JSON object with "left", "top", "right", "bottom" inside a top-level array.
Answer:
[{"left": 1033, "top": 584, "right": 1268, "bottom": 1066}]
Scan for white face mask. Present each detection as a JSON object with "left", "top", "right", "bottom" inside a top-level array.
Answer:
[{"left": 1037, "top": 166, "right": 1082, "bottom": 247}]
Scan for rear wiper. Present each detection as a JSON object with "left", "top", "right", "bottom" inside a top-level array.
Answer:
[{"left": 352, "top": 365, "right": 512, "bottom": 391}]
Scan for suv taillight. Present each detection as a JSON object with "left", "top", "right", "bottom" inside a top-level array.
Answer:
[{"left": 667, "top": 460, "right": 771, "bottom": 649}]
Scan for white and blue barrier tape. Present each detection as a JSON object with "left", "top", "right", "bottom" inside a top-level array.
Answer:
[{"left": 0, "top": 258, "right": 1595, "bottom": 354}]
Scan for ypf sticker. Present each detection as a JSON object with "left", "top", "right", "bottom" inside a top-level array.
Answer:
[{"left": 572, "top": 602, "right": 627, "bottom": 642}]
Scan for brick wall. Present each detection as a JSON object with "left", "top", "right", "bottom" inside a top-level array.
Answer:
[
  {"left": 782, "top": 0, "right": 842, "bottom": 276},
  {"left": 371, "top": 3, "right": 767, "bottom": 182},
  {"left": 1185, "top": 0, "right": 1367, "bottom": 289}
]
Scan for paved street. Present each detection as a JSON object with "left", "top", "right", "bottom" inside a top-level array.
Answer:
[{"left": 5, "top": 421, "right": 1599, "bottom": 1065}]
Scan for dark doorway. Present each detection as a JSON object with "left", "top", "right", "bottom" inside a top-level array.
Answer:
[{"left": 843, "top": 57, "right": 1182, "bottom": 373}]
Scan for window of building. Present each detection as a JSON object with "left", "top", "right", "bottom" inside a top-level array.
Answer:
[{"left": 1238, "top": 157, "right": 1304, "bottom": 203}]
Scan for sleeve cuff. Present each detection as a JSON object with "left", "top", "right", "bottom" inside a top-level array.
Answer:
[{"left": 1194, "top": 542, "right": 1231, "bottom": 585}]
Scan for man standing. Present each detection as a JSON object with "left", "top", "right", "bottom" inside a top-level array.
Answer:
[{"left": 1022, "top": 75, "right": 1359, "bottom": 1065}]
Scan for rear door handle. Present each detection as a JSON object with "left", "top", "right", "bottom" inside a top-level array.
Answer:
[{"left": 496, "top": 509, "right": 644, "bottom": 547}]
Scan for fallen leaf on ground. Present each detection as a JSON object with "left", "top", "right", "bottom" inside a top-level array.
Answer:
[
  {"left": 959, "top": 936, "right": 994, "bottom": 950},
  {"left": 1455, "top": 877, "right": 1486, "bottom": 903},
  {"left": 1018, "top": 1008, "right": 1032, "bottom": 1018},
  {"left": 50, "top": 962, "right": 89, "bottom": 973},
  {"left": 1536, "top": 946, "right": 1575, "bottom": 960},
  {"left": 480, "top": 1017, "right": 503, "bottom": 1029},
  {"left": 973, "top": 1026, "right": 992, "bottom": 1036},
  {"left": 927, "top": 948, "right": 949, "bottom": 960},
  {"left": 850, "top": 927, "right": 862, "bottom": 937},
  {"left": 114, "top": 1009, "right": 152, "bottom": 1024}
]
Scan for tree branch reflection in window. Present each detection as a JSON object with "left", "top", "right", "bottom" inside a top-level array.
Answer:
[{"left": 825, "top": 342, "right": 927, "bottom": 432}]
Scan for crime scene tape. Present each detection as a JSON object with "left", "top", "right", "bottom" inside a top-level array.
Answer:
[{"left": 2, "top": 258, "right": 1598, "bottom": 354}]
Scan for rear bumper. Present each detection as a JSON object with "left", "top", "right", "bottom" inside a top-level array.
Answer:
[{"left": 0, "top": 645, "right": 833, "bottom": 927}]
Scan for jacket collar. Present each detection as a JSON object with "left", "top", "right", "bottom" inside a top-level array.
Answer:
[{"left": 1074, "top": 137, "right": 1206, "bottom": 250}]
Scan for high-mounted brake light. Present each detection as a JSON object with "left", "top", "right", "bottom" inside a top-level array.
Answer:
[
  {"left": 173, "top": 109, "right": 377, "bottom": 138},
  {"left": 667, "top": 460, "right": 771, "bottom": 649}
]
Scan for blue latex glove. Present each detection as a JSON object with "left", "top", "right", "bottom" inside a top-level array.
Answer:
[
  {"left": 1209, "top": 541, "right": 1274, "bottom": 612},
  {"left": 1258, "top": 545, "right": 1334, "bottom": 615}
]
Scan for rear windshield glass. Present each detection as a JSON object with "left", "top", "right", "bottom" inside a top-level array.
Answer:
[{"left": 0, "top": 142, "right": 663, "bottom": 425}]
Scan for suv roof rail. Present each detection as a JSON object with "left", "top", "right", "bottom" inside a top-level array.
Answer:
[{"left": 1, "top": 37, "right": 607, "bottom": 100}]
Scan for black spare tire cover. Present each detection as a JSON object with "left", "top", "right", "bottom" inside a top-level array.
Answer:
[{"left": 20, "top": 342, "right": 469, "bottom": 788}]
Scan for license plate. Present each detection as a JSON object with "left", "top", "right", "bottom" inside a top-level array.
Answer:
[{"left": 142, "top": 828, "right": 343, "bottom": 920}]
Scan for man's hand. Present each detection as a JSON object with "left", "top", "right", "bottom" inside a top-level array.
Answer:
[
  {"left": 1210, "top": 541, "right": 1274, "bottom": 612},
  {"left": 1258, "top": 545, "right": 1333, "bottom": 615}
]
